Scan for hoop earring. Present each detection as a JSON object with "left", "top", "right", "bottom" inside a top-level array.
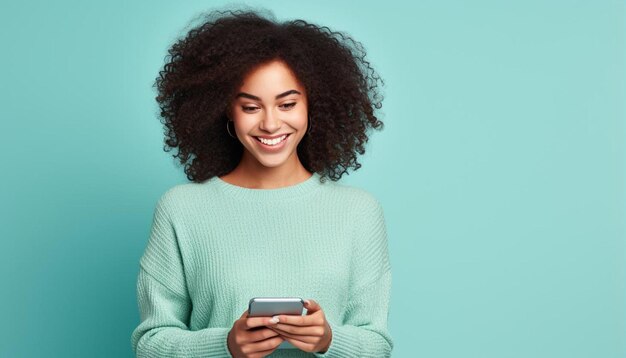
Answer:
[{"left": 226, "top": 119, "right": 236, "bottom": 139}]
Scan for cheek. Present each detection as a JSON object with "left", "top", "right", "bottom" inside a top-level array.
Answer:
[
  {"left": 233, "top": 118, "right": 256, "bottom": 134},
  {"left": 293, "top": 110, "right": 309, "bottom": 130}
]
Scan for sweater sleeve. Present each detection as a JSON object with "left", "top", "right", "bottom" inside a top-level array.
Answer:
[
  {"left": 130, "top": 193, "right": 233, "bottom": 358},
  {"left": 314, "top": 195, "right": 394, "bottom": 358}
]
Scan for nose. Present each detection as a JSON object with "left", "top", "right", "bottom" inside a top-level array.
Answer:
[{"left": 259, "top": 108, "right": 282, "bottom": 132}]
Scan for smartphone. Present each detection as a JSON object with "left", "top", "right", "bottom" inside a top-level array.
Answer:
[{"left": 248, "top": 297, "right": 305, "bottom": 349}]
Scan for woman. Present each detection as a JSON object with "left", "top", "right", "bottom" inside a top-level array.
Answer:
[{"left": 131, "top": 8, "right": 392, "bottom": 358}]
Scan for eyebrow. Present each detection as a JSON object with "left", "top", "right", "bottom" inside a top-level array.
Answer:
[{"left": 235, "top": 89, "right": 301, "bottom": 101}]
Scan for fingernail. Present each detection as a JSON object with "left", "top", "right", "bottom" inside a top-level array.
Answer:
[
  {"left": 305, "top": 300, "right": 311, "bottom": 305},
  {"left": 269, "top": 315, "right": 280, "bottom": 324}
]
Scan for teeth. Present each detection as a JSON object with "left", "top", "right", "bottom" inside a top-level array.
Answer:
[{"left": 258, "top": 135, "right": 287, "bottom": 146}]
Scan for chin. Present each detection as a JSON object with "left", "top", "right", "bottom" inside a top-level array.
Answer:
[{"left": 254, "top": 154, "right": 291, "bottom": 168}]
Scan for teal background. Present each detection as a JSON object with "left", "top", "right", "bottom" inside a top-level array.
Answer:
[{"left": 1, "top": 1, "right": 623, "bottom": 357}]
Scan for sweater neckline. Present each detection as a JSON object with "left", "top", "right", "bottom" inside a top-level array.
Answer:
[{"left": 210, "top": 172, "right": 323, "bottom": 201}]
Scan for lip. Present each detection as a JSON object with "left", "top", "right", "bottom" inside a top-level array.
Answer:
[
  {"left": 253, "top": 133, "right": 291, "bottom": 152},
  {"left": 254, "top": 133, "right": 292, "bottom": 140}
]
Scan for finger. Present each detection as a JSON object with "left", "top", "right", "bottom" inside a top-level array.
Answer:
[
  {"left": 282, "top": 335, "right": 317, "bottom": 352},
  {"left": 249, "top": 347, "right": 278, "bottom": 358},
  {"left": 304, "top": 299, "right": 321, "bottom": 314},
  {"left": 244, "top": 335, "right": 284, "bottom": 355},
  {"left": 267, "top": 326, "right": 320, "bottom": 343},
  {"left": 271, "top": 311, "right": 324, "bottom": 327},
  {"left": 246, "top": 327, "right": 281, "bottom": 343},
  {"left": 244, "top": 316, "right": 282, "bottom": 330}
]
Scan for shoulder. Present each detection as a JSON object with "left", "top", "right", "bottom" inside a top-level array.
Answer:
[
  {"left": 153, "top": 182, "right": 207, "bottom": 212},
  {"left": 319, "top": 180, "right": 383, "bottom": 214}
]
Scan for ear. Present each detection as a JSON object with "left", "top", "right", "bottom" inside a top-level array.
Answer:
[{"left": 225, "top": 104, "right": 233, "bottom": 121}]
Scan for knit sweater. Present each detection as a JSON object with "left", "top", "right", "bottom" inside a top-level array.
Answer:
[{"left": 130, "top": 172, "right": 393, "bottom": 357}]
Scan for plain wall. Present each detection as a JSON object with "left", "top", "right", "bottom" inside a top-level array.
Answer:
[{"left": 0, "top": 0, "right": 623, "bottom": 357}]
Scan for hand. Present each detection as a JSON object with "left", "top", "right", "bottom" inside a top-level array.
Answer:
[
  {"left": 265, "top": 299, "right": 332, "bottom": 353},
  {"left": 227, "top": 309, "right": 285, "bottom": 358}
]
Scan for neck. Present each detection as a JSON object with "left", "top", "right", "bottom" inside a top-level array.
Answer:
[{"left": 221, "top": 151, "right": 312, "bottom": 189}]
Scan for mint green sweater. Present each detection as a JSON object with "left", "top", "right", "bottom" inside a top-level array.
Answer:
[{"left": 130, "top": 172, "right": 393, "bottom": 357}]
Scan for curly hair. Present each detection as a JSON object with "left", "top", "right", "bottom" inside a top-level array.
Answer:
[{"left": 155, "top": 7, "right": 385, "bottom": 183}]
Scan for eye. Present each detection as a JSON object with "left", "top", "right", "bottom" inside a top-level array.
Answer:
[
  {"left": 242, "top": 106, "right": 259, "bottom": 113},
  {"left": 280, "top": 102, "right": 296, "bottom": 110}
]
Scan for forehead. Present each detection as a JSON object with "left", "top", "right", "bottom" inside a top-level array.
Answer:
[{"left": 238, "top": 59, "right": 304, "bottom": 96}]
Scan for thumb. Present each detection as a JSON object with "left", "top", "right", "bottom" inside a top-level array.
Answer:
[{"left": 304, "top": 299, "right": 320, "bottom": 314}]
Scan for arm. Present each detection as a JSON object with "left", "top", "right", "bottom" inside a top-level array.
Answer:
[
  {"left": 314, "top": 195, "right": 394, "bottom": 358},
  {"left": 130, "top": 193, "right": 233, "bottom": 358}
]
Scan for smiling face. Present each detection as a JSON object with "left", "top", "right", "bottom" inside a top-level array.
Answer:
[{"left": 228, "top": 59, "right": 309, "bottom": 170}]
